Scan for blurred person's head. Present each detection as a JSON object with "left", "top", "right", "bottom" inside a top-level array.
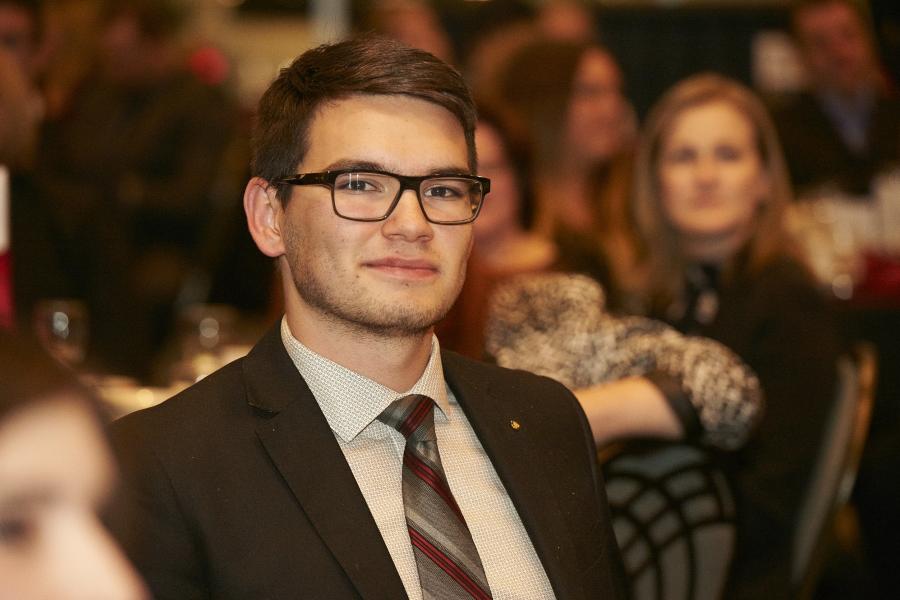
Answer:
[
  {"left": 632, "top": 74, "right": 795, "bottom": 300},
  {"left": 0, "top": 0, "right": 39, "bottom": 74},
  {"left": 500, "top": 38, "right": 629, "bottom": 174},
  {"left": 0, "top": 332, "right": 147, "bottom": 600},
  {"left": 251, "top": 35, "right": 477, "bottom": 206},
  {"left": 791, "top": 0, "right": 881, "bottom": 97},
  {"left": 498, "top": 37, "right": 635, "bottom": 244},
  {"left": 536, "top": 0, "right": 596, "bottom": 42},
  {"left": 97, "top": 0, "right": 185, "bottom": 85},
  {"left": 362, "top": 0, "right": 454, "bottom": 64},
  {"left": 473, "top": 112, "right": 525, "bottom": 245},
  {"left": 0, "top": 47, "right": 39, "bottom": 167}
]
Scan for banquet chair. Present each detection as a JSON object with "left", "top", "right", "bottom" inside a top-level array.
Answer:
[
  {"left": 791, "top": 342, "right": 877, "bottom": 598},
  {"left": 602, "top": 442, "right": 736, "bottom": 600}
]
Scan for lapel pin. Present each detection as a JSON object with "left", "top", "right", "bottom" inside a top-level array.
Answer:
[{"left": 509, "top": 420, "right": 521, "bottom": 431}]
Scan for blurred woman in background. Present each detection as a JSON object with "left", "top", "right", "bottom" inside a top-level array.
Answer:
[
  {"left": 496, "top": 37, "right": 640, "bottom": 307},
  {"left": 0, "top": 332, "right": 146, "bottom": 599},
  {"left": 626, "top": 73, "right": 841, "bottom": 598},
  {"left": 437, "top": 111, "right": 556, "bottom": 357},
  {"left": 452, "top": 64, "right": 765, "bottom": 456}
]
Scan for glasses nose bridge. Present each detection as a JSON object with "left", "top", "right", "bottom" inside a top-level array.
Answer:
[
  {"left": 391, "top": 174, "right": 428, "bottom": 215},
  {"left": 381, "top": 174, "right": 430, "bottom": 224},
  {"left": 395, "top": 174, "right": 424, "bottom": 200}
]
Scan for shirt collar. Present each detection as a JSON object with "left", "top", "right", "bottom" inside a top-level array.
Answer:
[{"left": 280, "top": 318, "right": 450, "bottom": 442}]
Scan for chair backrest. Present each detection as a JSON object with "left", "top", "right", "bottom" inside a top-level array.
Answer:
[
  {"left": 791, "top": 342, "right": 876, "bottom": 596},
  {"left": 603, "top": 443, "right": 737, "bottom": 600}
]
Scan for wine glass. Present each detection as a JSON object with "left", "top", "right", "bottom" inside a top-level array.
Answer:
[
  {"left": 169, "top": 303, "right": 238, "bottom": 383},
  {"left": 33, "top": 299, "right": 89, "bottom": 367}
]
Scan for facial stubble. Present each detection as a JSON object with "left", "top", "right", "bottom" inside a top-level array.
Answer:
[{"left": 282, "top": 224, "right": 468, "bottom": 339}]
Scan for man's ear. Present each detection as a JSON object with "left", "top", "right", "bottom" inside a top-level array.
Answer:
[{"left": 244, "top": 177, "right": 286, "bottom": 258}]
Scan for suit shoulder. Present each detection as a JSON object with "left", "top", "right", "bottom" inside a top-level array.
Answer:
[
  {"left": 442, "top": 350, "right": 573, "bottom": 396},
  {"left": 111, "top": 358, "right": 247, "bottom": 444},
  {"left": 442, "top": 350, "right": 584, "bottom": 432}
]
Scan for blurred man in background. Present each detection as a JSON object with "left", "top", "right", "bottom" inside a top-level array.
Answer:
[
  {"left": 37, "top": 0, "right": 238, "bottom": 377},
  {"left": 773, "top": 0, "right": 900, "bottom": 196}
]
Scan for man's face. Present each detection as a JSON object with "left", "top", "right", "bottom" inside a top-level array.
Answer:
[
  {"left": 278, "top": 94, "right": 474, "bottom": 338},
  {"left": 794, "top": 1, "right": 878, "bottom": 96}
]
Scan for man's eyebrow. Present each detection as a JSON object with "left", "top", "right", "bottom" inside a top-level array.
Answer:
[
  {"left": 322, "top": 160, "right": 472, "bottom": 176},
  {"left": 324, "top": 159, "right": 384, "bottom": 172}
]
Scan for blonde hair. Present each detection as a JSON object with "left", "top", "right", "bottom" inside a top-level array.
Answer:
[{"left": 629, "top": 73, "right": 800, "bottom": 311}]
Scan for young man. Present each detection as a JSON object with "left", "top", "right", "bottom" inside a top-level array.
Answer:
[
  {"left": 112, "top": 37, "right": 625, "bottom": 599},
  {"left": 772, "top": 0, "right": 900, "bottom": 195}
]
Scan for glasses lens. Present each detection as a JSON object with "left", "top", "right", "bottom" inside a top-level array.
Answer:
[
  {"left": 420, "top": 177, "right": 482, "bottom": 223},
  {"left": 331, "top": 172, "right": 482, "bottom": 223},
  {"left": 333, "top": 172, "right": 400, "bottom": 220}
]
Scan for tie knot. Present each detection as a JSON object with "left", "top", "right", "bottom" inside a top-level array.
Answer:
[{"left": 378, "top": 394, "right": 434, "bottom": 441}]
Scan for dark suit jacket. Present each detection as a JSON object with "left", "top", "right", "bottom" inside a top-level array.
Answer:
[
  {"left": 111, "top": 325, "right": 626, "bottom": 599},
  {"left": 771, "top": 91, "right": 900, "bottom": 196}
]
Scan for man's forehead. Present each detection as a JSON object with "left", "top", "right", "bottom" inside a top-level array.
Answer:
[{"left": 299, "top": 94, "right": 469, "bottom": 173}]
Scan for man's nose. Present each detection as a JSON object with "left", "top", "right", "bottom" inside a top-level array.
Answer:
[{"left": 382, "top": 189, "right": 433, "bottom": 239}]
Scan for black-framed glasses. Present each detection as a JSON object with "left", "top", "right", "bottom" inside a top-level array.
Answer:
[{"left": 280, "top": 169, "right": 490, "bottom": 225}]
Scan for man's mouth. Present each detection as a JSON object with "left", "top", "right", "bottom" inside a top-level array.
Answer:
[{"left": 364, "top": 258, "right": 439, "bottom": 279}]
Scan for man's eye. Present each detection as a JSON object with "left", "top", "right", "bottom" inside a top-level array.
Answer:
[
  {"left": 423, "top": 183, "right": 466, "bottom": 200},
  {"left": 337, "top": 175, "right": 384, "bottom": 193}
]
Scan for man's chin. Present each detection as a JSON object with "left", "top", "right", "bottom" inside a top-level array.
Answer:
[
  {"left": 313, "top": 301, "right": 449, "bottom": 340},
  {"left": 335, "top": 314, "right": 437, "bottom": 340},
  {"left": 293, "top": 274, "right": 460, "bottom": 339}
]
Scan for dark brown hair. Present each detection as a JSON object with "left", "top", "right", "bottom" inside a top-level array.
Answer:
[
  {"left": 251, "top": 35, "right": 478, "bottom": 204},
  {"left": 496, "top": 37, "right": 638, "bottom": 284},
  {"left": 498, "top": 38, "right": 593, "bottom": 172},
  {"left": 0, "top": 331, "right": 102, "bottom": 424}
]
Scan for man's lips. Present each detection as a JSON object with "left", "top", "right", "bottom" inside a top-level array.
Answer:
[{"left": 363, "top": 258, "right": 439, "bottom": 278}]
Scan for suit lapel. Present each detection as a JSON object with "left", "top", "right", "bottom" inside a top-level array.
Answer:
[
  {"left": 243, "top": 327, "right": 408, "bottom": 600},
  {"left": 442, "top": 353, "right": 583, "bottom": 599}
]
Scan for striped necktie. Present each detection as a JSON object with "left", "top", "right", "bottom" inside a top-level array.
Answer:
[{"left": 379, "top": 394, "right": 493, "bottom": 600}]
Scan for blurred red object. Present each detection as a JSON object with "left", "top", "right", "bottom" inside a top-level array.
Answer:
[
  {"left": 0, "top": 252, "right": 13, "bottom": 328},
  {"left": 188, "top": 46, "right": 230, "bottom": 86},
  {"left": 856, "top": 252, "right": 900, "bottom": 300}
]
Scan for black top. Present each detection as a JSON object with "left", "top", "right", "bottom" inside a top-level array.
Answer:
[
  {"left": 656, "top": 255, "right": 841, "bottom": 598},
  {"left": 771, "top": 91, "right": 900, "bottom": 196}
]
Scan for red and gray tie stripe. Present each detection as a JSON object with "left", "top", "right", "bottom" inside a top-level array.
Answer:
[{"left": 379, "top": 395, "right": 493, "bottom": 600}]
